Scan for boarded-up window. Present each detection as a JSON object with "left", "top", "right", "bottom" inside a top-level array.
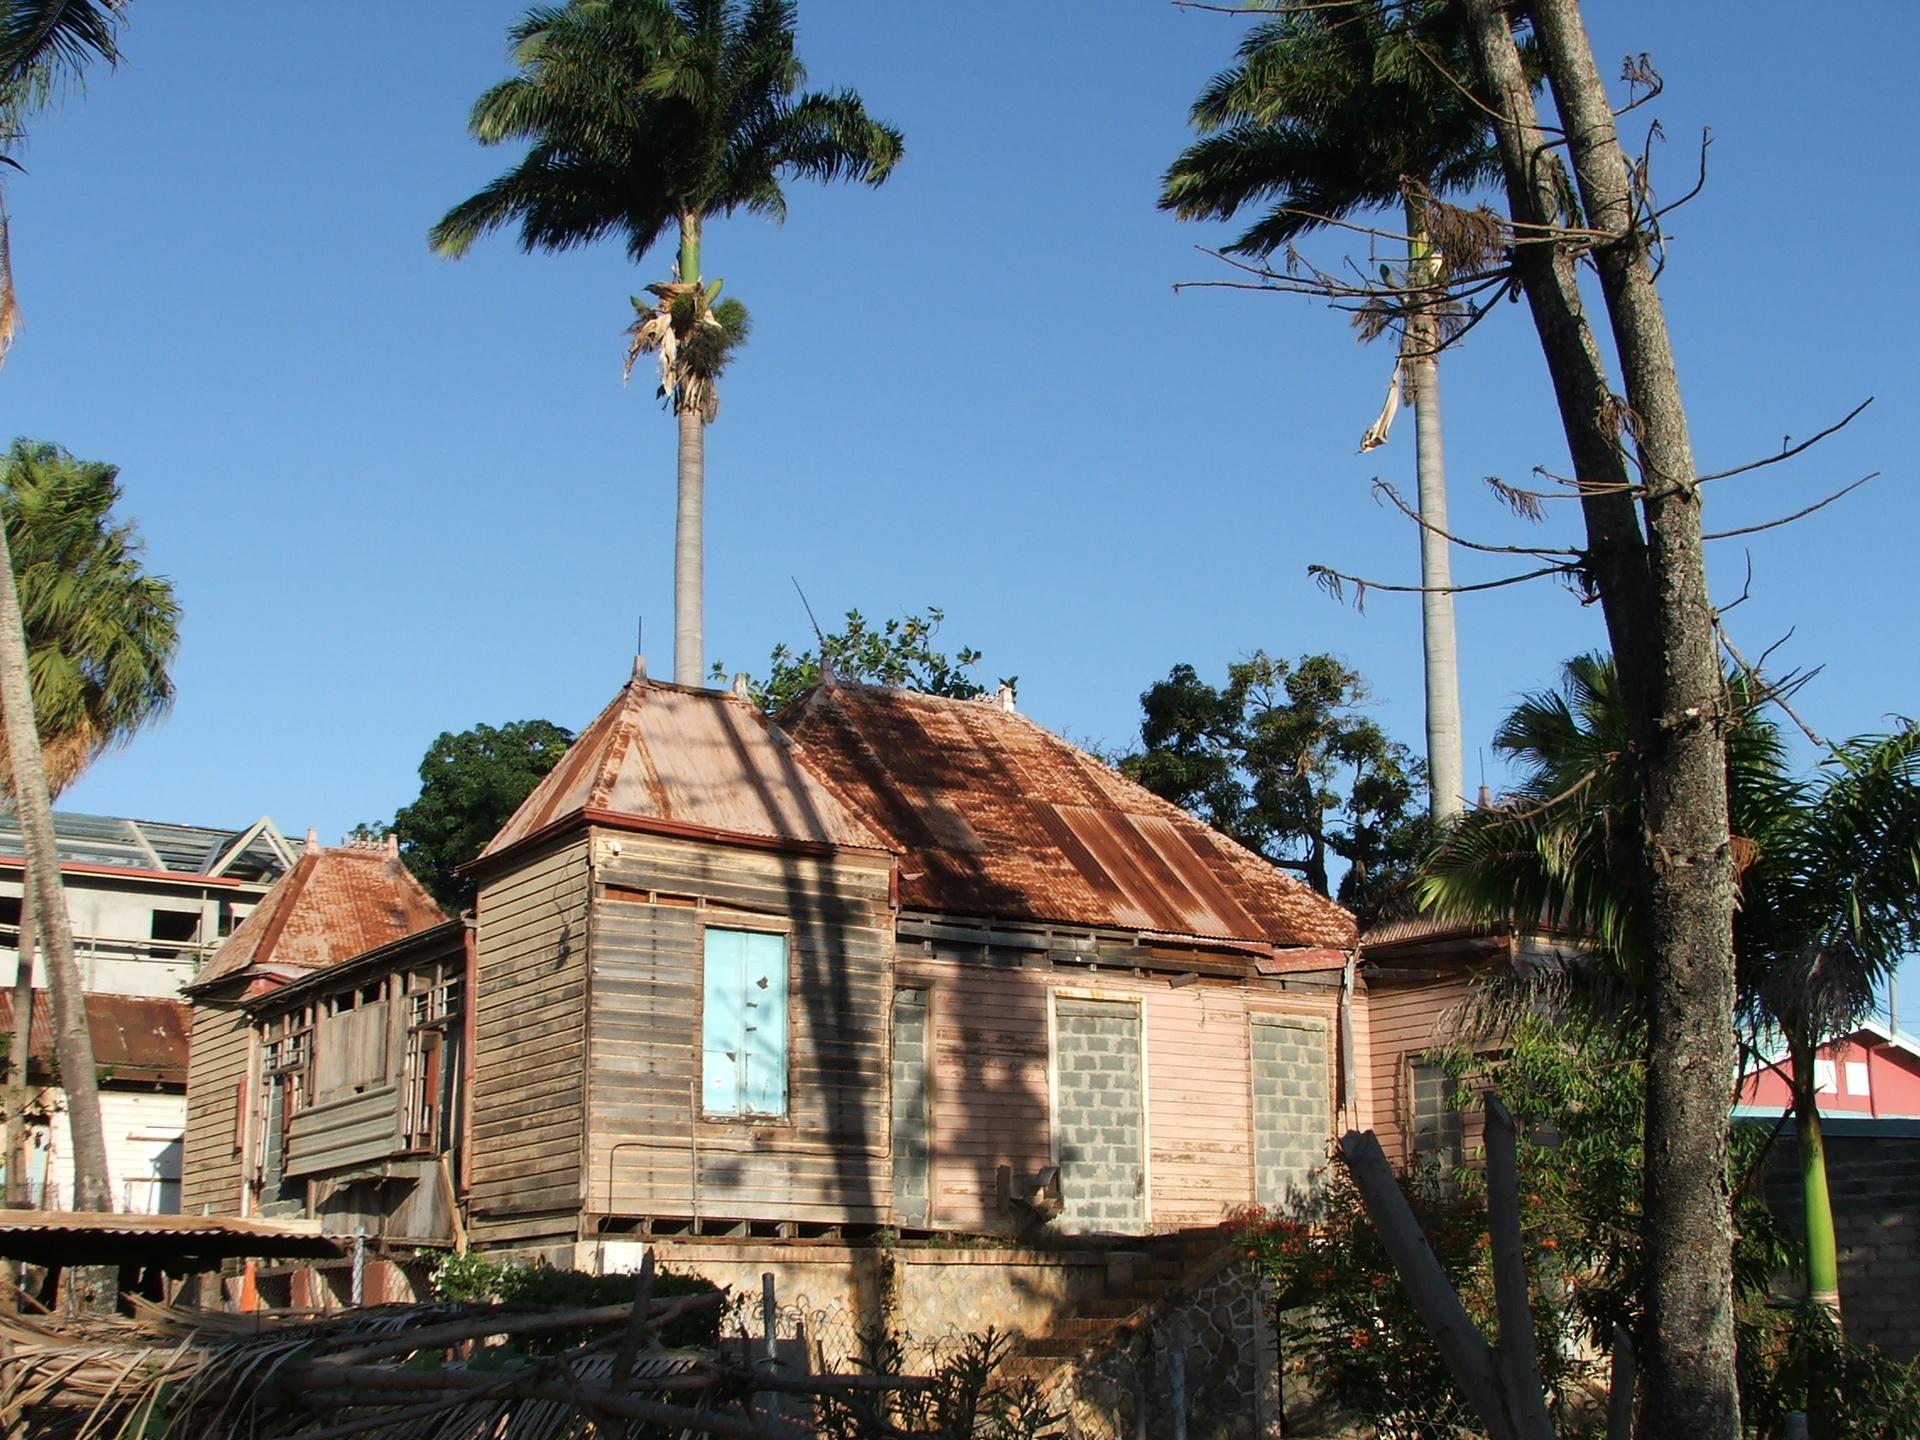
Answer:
[
  {"left": 314, "top": 1002, "right": 389, "bottom": 1103},
  {"left": 702, "top": 928, "right": 788, "bottom": 1118},
  {"left": 1251, "top": 1015, "right": 1329, "bottom": 1214}
]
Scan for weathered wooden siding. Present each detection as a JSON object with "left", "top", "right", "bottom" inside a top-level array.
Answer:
[
  {"left": 468, "top": 835, "right": 591, "bottom": 1231},
  {"left": 898, "top": 953, "right": 1352, "bottom": 1232},
  {"left": 585, "top": 830, "right": 896, "bottom": 1226},
  {"left": 1365, "top": 971, "right": 1474, "bottom": 1168},
  {"left": 181, "top": 1000, "right": 251, "bottom": 1216}
]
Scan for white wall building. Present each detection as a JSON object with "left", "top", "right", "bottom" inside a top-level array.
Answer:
[{"left": 0, "top": 812, "right": 294, "bottom": 1212}]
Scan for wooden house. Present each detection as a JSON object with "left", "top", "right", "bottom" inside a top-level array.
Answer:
[
  {"left": 181, "top": 835, "right": 452, "bottom": 1239},
  {"left": 457, "top": 665, "right": 1364, "bottom": 1254}
]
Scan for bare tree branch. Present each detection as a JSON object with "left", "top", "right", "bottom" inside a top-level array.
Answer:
[{"left": 1701, "top": 474, "right": 1876, "bottom": 542}]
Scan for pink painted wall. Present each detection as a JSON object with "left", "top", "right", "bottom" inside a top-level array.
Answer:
[{"left": 1740, "top": 1029, "right": 1920, "bottom": 1119}]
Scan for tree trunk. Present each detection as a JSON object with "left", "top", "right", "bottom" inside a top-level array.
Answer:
[
  {"left": 1464, "top": 5, "right": 1739, "bottom": 1436},
  {"left": 6, "top": 890, "right": 34, "bottom": 1207},
  {"left": 1403, "top": 194, "right": 1465, "bottom": 823},
  {"left": 674, "top": 400, "right": 705, "bottom": 689},
  {"left": 0, "top": 513, "right": 110, "bottom": 1211},
  {"left": 1786, "top": 1028, "right": 1842, "bottom": 1315},
  {"left": 673, "top": 212, "right": 705, "bottom": 688}
]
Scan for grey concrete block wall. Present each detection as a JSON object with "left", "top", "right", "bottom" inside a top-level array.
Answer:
[
  {"left": 1251, "top": 1016, "right": 1327, "bottom": 1215},
  {"left": 1055, "top": 998, "right": 1145, "bottom": 1233},
  {"left": 891, "top": 989, "right": 930, "bottom": 1228},
  {"left": 1760, "top": 1130, "right": 1920, "bottom": 1358}
]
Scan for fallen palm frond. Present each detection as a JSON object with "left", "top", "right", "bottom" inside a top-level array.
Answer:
[{"left": 0, "top": 1284, "right": 947, "bottom": 1440}]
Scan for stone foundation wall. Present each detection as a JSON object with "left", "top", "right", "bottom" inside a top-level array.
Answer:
[
  {"left": 1762, "top": 1129, "right": 1920, "bottom": 1357},
  {"left": 1058, "top": 1257, "right": 1277, "bottom": 1440}
]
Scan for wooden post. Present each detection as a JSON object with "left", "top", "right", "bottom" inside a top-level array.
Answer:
[
  {"left": 611, "top": 1249, "right": 656, "bottom": 1388},
  {"left": 760, "top": 1271, "right": 780, "bottom": 1424},
  {"left": 1607, "top": 1324, "right": 1636, "bottom": 1440},
  {"left": 1484, "top": 1099, "right": 1554, "bottom": 1440}
]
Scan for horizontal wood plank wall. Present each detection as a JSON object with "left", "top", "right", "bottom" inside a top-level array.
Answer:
[
  {"left": 469, "top": 835, "right": 591, "bottom": 1230},
  {"left": 181, "top": 1000, "right": 251, "bottom": 1217},
  {"left": 1365, "top": 972, "right": 1474, "bottom": 1167},
  {"left": 899, "top": 952, "right": 1350, "bottom": 1232},
  {"left": 588, "top": 830, "right": 895, "bottom": 1226}
]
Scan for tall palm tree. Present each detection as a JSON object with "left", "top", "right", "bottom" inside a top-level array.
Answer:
[
  {"left": 432, "top": 0, "right": 902, "bottom": 686},
  {"left": 0, "top": 0, "right": 129, "bottom": 1213},
  {"left": 1422, "top": 654, "right": 1920, "bottom": 1322},
  {"left": 1161, "top": 0, "right": 1517, "bottom": 823}
]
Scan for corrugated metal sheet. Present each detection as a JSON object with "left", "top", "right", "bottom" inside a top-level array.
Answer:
[
  {"left": 286, "top": 1085, "right": 402, "bottom": 1178},
  {"left": 0, "top": 992, "right": 188, "bottom": 1084},
  {"left": 0, "top": 1209, "right": 339, "bottom": 1265},
  {"left": 781, "top": 685, "right": 1357, "bottom": 951},
  {"left": 198, "top": 843, "right": 448, "bottom": 984},
  {"left": 0, "top": 811, "right": 291, "bottom": 881},
  {"left": 481, "top": 672, "right": 887, "bottom": 860}
]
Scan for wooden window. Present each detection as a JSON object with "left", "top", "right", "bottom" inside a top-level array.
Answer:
[
  {"left": 404, "top": 967, "right": 462, "bottom": 1153},
  {"left": 701, "top": 928, "right": 788, "bottom": 1119},
  {"left": 261, "top": 1026, "right": 310, "bottom": 1192}
]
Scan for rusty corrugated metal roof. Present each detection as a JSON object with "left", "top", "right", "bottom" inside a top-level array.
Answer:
[
  {"left": 196, "top": 842, "right": 447, "bottom": 985},
  {"left": 480, "top": 671, "right": 887, "bottom": 861},
  {"left": 0, "top": 1210, "right": 340, "bottom": 1265},
  {"left": 780, "top": 684, "right": 1357, "bottom": 951},
  {"left": 0, "top": 992, "right": 188, "bottom": 1084}
]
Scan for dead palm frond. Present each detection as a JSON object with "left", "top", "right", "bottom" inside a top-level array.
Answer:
[{"left": 623, "top": 278, "right": 751, "bottom": 422}]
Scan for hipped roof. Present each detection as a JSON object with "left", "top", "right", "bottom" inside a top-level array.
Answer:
[
  {"left": 781, "top": 684, "right": 1356, "bottom": 951},
  {"left": 490, "top": 673, "right": 1354, "bottom": 952},
  {"left": 479, "top": 671, "right": 886, "bottom": 860},
  {"left": 196, "top": 842, "right": 447, "bottom": 986}
]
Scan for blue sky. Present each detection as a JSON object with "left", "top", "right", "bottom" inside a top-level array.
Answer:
[{"left": 10, "top": 3, "right": 1917, "bottom": 1010}]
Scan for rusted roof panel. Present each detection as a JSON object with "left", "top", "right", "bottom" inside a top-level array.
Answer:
[
  {"left": 0, "top": 992, "right": 189, "bottom": 1084},
  {"left": 197, "top": 843, "right": 447, "bottom": 985},
  {"left": 0, "top": 1210, "right": 340, "bottom": 1265},
  {"left": 480, "top": 671, "right": 887, "bottom": 861},
  {"left": 780, "top": 685, "right": 1356, "bottom": 950}
]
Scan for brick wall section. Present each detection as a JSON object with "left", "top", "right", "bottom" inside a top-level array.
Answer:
[
  {"left": 891, "top": 989, "right": 931, "bottom": 1228},
  {"left": 1251, "top": 1016, "right": 1327, "bottom": 1215},
  {"left": 1761, "top": 1131, "right": 1920, "bottom": 1358},
  {"left": 1054, "top": 999, "right": 1145, "bottom": 1233}
]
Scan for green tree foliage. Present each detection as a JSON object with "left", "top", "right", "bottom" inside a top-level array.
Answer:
[
  {"left": 1245, "top": 1017, "right": 1826, "bottom": 1440},
  {"left": 0, "top": 439, "right": 178, "bottom": 798},
  {"left": 1421, "top": 654, "right": 1920, "bottom": 1315},
  {"left": 427, "top": 1254, "right": 721, "bottom": 1352},
  {"left": 716, "top": 607, "right": 1001, "bottom": 714},
  {"left": 1119, "top": 651, "right": 1428, "bottom": 920},
  {"left": 384, "top": 719, "right": 575, "bottom": 911},
  {"left": 431, "top": 0, "right": 902, "bottom": 686}
]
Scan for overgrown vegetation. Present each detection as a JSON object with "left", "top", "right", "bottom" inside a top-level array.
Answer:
[
  {"left": 427, "top": 1253, "right": 722, "bottom": 1352},
  {"left": 715, "top": 606, "right": 1007, "bottom": 713},
  {"left": 1245, "top": 1016, "right": 1920, "bottom": 1440},
  {"left": 816, "top": 1326, "right": 1063, "bottom": 1439}
]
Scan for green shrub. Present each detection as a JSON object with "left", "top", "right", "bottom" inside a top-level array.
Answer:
[{"left": 426, "top": 1253, "right": 722, "bottom": 1352}]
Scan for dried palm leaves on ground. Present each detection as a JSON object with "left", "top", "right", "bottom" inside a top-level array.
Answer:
[{"left": 0, "top": 1286, "right": 948, "bottom": 1440}]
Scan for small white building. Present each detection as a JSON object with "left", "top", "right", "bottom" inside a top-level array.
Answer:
[{"left": 0, "top": 812, "right": 295, "bottom": 1212}]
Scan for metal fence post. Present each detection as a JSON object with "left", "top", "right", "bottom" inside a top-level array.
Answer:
[{"left": 351, "top": 1227, "right": 366, "bottom": 1307}]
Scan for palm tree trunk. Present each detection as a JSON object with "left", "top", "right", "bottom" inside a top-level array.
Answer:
[
  {"left": 0, "top": 513, "right": 110, "bottom": 1211},
  {"left": 1403, "top": 194, "right": 1464, "bottom": 823},
  {"left": 1786, "top": 1029, "right": 1843, "bottom": 1316},
  {"left": 7, "top": 890, "right": 34, "bottom": 1207},
  {"left": 673, "top": 212, "right": 704, "bottom": 687},
  {"left": 674, "top": 401, "right": 705, "bottom": 689}
]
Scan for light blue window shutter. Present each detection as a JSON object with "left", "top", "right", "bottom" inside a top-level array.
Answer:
[
  {"left": 703, "top": 929, "right": 747, "bottom": 1115},
  {"left": 740, "top": 931, "right": 789, "bottom": 1117}
]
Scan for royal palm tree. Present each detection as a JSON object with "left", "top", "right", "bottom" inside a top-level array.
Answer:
[
  {"left": 1422, "top": 654, "right": 1920, "bottom": 1322},
  {"left": 0, "top": 0, "right": 129, "bottom": 1213},
  {"left": 432, "top": 0, "right": 902, "bottom": 686},
  {"left": 1161, "top": 0, "right": 1517, "bottom": 822}
]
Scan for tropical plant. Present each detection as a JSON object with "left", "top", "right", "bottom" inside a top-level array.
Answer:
[
  {"left": 0, "top": 440, "right": 179, "bottom": 798},
  {"left": 1121, "top": 651, "right": 1428, "bottom": 919},
  {"left": 1161, "top": 0, "right": 1522, "bottom": 822},
  {"left": 0, "top": 0, "right": 130, "bottom": 1213},
  {"left": 1421, "top": 653, "right": 1920, "bottom": 1324},
  {"left": 432, "top": 0, "right": 902, "bottom": 687}
]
